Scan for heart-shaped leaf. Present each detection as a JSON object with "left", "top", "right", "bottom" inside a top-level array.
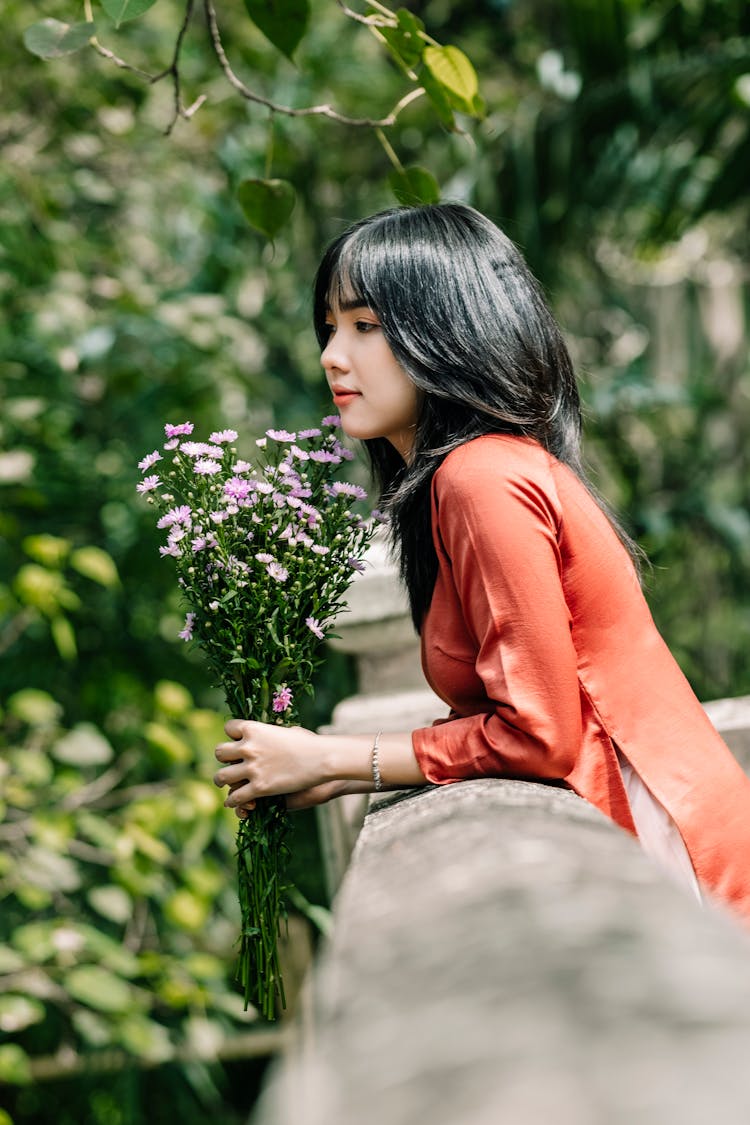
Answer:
[
  {"left": 23, "top": 19, "right": 95, "bottom": 59},
  {"left": 100, "top": 0, "right": 159, "bottom": 28},
  {"left": 388, "top": 166, "right": 441, "bottom": 206},
  {"left": 237, "top": 178, "right": 296, "bottom": 239},
  {"left": 244, "top": 0, "right": 310, "bottom": 61}
]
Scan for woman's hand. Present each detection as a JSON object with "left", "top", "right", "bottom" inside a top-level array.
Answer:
[{"left": 214, "top": 718, "right": 338, "bottom": 813}]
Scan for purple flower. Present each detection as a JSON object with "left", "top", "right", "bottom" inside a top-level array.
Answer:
[
  {"left": 371, "top": 509, "right": 390, "bottom": 524},
  {"left": 290, "top": 445, "right": 309, "bottom": 461},
  {"left": 138, "top": 450, "right": 162, "bottom": 472},
  {"left": 210, "top": 429, "right": 238, "bottom": 444},
  {"left": 333, "top": 442, "right": 355, "bottom": 461},
  {"left": 348, "top": 557, "right": 366, "bottom": 572},
  {"left": 191, "top": 534, "right": 218, "bottom": 552},
  {"left": 137, "top": 475, "right": 160, "bottom": 493},
  {"left": 232, "top": 460, "right": 253, "bottom": 473},
  {"left": 321, "top": 415, "right": 340, "bottom": 427},
  {"left": 224, "top": 477, "right": 253, "bottom": 501},
  {"left": 266, "top": 428, "right": 296, "bottom": 442},
  {"left": 309, "top": 449, "right": 341, "bottom": 464},
  {"left": 165, "top": 422, "right": 194, "bottom": 437},
  {"left": 210, "top": 510, "right": 228, "bottom": 523},
  {"left": 272, "top": 685, "right": 293, "bottom": 713},
  {"left": 178, "top": 612, "right": 195, "bottom": 641},
  {"left": 298, "top": 428, "right": 322, "bottom": 439},
  {"left": 305, "top": 616, "right": 325, "bottom": 640},
  {"left": 267, "top": 562, "right": 288, "bottom": 582},
  {"left": 194, "top": 459, "right": 222, "bottom": 475},
  {"left": 157, "top": 505, "right": 192, "bottom": 529},
  {"left": 328, "top": 481, "right": 367, "bottom": 501},
  {"left": 180, "top": 442, "right": 224, "bottom": 459}
]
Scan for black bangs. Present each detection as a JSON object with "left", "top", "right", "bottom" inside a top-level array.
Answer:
[{"left": 313, "top": 213, "right": 407, "bottom": 349}]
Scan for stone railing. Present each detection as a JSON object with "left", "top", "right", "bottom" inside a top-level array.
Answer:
[{"left": 252, "top": 536, "right": 750, "bottom": 1124}]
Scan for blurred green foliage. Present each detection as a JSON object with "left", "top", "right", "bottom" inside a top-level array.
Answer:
[{"left": 1, "top": 0, "right": 750, "bottom": 1121}]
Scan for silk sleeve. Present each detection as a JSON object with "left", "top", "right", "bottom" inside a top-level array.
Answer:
[{"left": 412, "top": 445, "right": 582, "bottom": 783}]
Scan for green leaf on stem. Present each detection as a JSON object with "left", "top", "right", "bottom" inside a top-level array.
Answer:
[
  {"left": 23, "top": 19, "right": 95, "bottom": 58},
  {"left": 380, "top": 8, "right": 425, "bottom": 69},
  {"left": 423, "top": 45, "right": 480, "bottom": 115},
  {"left": 100, "top": 0, "right": 159, "bottom": 29},
  {"left": 243, "top": 0, "right": 310, "bottom": 61},
  {"left": 389, "top": 165, "right": 441, "bottom": 205},
  {"left": 237, "top": 178, "right": 296, "bottom": 239}
]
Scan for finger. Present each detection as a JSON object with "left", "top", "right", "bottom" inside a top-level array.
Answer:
[
  {"left": 213, "top": 763, "right": 248, "bottom": 789},
  {"left": 224, "top": 717, "right": 251, "bottom": 740},
  {"left": 235, "top": 801, "right": 256, "bottom": 819},
  {"left": 224, "top": 781, "right": 256, "bottom": 808},
  {"left": 215, "top": 741, "right": 246, "bottom": 763}
]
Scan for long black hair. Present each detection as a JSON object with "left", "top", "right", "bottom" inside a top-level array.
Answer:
[{"left": 313, "top": 202, "right": 640, "bottom": 630}]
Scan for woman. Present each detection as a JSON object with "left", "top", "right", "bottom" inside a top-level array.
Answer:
[{"left": 214, "top": 202, "right": 750, "bottom": 922}]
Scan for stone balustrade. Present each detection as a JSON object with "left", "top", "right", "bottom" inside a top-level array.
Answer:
[{"left": 252, "top": 534, "right": 750, "bottom": 1124}]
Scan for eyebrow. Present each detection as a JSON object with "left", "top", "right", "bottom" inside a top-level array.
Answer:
[{"left": 325, "top": 298, "right": 371, "bottom": 314}]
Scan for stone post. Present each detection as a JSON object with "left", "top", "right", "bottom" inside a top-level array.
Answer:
[{"left": 315, "top": 530, "right": 446, "bottom": 899}]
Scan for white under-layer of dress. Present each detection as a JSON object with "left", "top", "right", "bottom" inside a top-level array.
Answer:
[{"left": 616, "top": 750, "right": 702, "bottom": 902}]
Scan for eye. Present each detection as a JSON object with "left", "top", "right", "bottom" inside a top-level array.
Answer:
[
  {"left": 321, "top": 321, "right": 336, "bottom": 342},
  {"left": 355, "top": 319, "right": 380, "bottom": 334}
]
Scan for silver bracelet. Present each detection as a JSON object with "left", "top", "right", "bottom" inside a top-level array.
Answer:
[{"left": 371, "top": 729, "right": 384, "bottom": 791}]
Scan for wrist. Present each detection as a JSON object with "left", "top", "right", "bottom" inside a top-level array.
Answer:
[{"left": 319, "top": 732, "right": 374, "bottom": 785}]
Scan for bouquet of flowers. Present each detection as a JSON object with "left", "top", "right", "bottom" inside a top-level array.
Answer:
[{"left": 136, "top": 416, "right": 376, "bottom": 1019}]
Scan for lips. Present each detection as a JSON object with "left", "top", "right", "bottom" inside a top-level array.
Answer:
[{"left": 331, "top": 386, "right": 361, "bottom": 407}]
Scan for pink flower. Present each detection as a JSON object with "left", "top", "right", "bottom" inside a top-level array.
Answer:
[
  {"left": 321, "top": 415, "right": 340, "bottom": 427},
  {"left": 333, "top": 442, "right": 355, "bottom": 461},
  {"left": 159, "top": 543, "right": 181, "bottom": 557},
  {"left": 267, "top": 562, "right": 288, "bottom": 582},
  {"left": 298, "top": 428, "right": 322, "bottom": 439},
  {"left": 232, "top": 460, "right": 253, "bottom": 473},
  {"left": 311, "top": 544, "right": 330, "bottom": 555},
  {"left": 266, "top": 428, "right": 296, "bottom": 442},
  {"left": 180, "top": 442, "right": 224, "bottom": 458},
  {"left": 139, "top": 450, "right": 162, "bottom": 472},
  {"left": 165, "top": 422, "right": 194, "bottom": 437},
  {"left": 224, "top": 477, "right": 253, "bottom": 500},
  {"left": 164, "top": 438, "right": 180, "bottom": 450},
  {"left": 137, "top": 475, "right": 160, "bottom": 493},
  {"left": 305, "top": 617, "right": 325, "bottom": 640},
  {"left": 194, "top": 459, "right": 222, "bottom": 475},
  {"left": 309, "top": 450, "right": 341, "bottom": 464},
  {"left": 157, "top": 505, "right": 192, "bottom": 529},
  {"left": 210, "top": 429, "right": 238, "bottom": 444},
  {"left": 328, "top": 482, "right": 367, "bottom": 501},
  {"left": 178, "top": 612, "right": 195, "bottom": 641},
  {"left": 255, "top": 552, "right": 274, "bottom": 564},
  {"left": 272, "top": 685, "right": 293, "bottom": 713},
  {"left": 290, "top": 445, "right": 309, "bottom": 461}
]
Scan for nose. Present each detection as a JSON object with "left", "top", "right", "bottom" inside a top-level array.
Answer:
[{"left": 321, "top": 333, "right": 349, "bottom": 377}]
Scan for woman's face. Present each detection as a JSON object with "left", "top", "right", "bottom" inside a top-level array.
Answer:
[{"left": 321, "top": 300, "right": 419, "bottom": 461}]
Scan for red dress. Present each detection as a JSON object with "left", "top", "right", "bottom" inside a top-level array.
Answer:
[{"left": 411, "top": 434, "right": 750, "bottom": 922}]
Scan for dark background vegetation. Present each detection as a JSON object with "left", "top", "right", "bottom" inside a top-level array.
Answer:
[{"left": 1, "top": 0, "right": 749, "bottom": 1121}]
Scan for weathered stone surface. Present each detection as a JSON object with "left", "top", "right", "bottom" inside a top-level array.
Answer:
[
  {"left": 254, "top": 780, "right": 750, "bottom": 1125},
  {"left": 704, "top": 693, "right": 750, "bottom": 769}
]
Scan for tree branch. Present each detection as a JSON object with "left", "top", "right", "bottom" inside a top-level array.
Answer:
[{"left": 204, "top": 0, "right": 424, "bottom": 127}]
